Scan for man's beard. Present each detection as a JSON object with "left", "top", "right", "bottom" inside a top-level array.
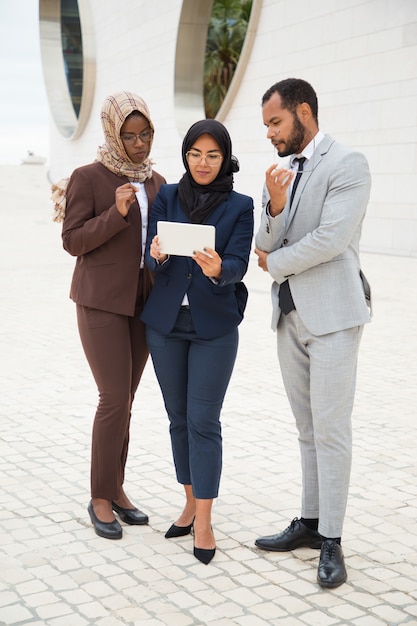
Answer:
[{"left": 276, "top": 114, "right": 307, "bottom": 158}]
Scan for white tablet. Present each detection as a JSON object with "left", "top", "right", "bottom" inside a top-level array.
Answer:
[{"left": 157, "top": 221, "right": 216, "bottom": 257}]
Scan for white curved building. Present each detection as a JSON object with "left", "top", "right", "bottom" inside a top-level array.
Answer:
[{"left": 41, "top": 0, "right": 417, "bottom": 256}]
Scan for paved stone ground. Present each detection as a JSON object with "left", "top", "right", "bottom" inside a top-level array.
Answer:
[{"left": 1, "top": 164, "right": 416, "bottom": 626}]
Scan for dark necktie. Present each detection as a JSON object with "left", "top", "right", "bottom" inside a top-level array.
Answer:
[
  {"left": 279, "top": 157, "right": 306, "bottom": 315},
  {"left": 289, "top": 157, "right": 306, "bottom": 205}
]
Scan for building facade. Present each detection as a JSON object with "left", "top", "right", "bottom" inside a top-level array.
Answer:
[{"left": 40, "top": 0, "right": 417, "bottom": 256}]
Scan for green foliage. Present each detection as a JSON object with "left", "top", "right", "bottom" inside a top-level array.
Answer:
[{"left": 204, "top": 0, "right": 253, "bottom": 119}]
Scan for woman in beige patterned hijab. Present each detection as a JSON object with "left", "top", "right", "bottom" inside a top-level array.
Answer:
[
  {"left": 96, "top": 90, "right": 154, "bottom": 181},
  {"left": 60, "top": 91, "right": 166, "bottom": 539}
]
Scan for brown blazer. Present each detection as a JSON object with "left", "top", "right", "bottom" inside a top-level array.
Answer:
[{"left": 62, "top": 161, "right": 166, "bottom": 316}]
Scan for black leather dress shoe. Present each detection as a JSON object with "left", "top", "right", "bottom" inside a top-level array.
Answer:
[
  {"left": 255, "top": 517, "right": 323, "bottom": 552},
  {"left": 317, "top": 539, "right": 347, "bottom": 588},
  {"left": 112, "top": 502, "right": 149, "bottom": 525},
  {"left": 88, "top": 501, "right": 122, "bottom": 540}
]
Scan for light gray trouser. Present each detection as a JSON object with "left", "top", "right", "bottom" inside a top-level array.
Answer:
[{"left": 277, "top": 310, "right": 363, "bottom": 538}]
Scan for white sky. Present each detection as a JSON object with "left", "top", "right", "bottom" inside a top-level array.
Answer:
[{"left": 0, "top": 0, "right": 50, "bottom": 164}]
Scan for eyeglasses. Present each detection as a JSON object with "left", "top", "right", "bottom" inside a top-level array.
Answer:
[
  {"left": 186, "top": 151, "right": 223, "bottom": 166},
  {"left": 120, "top": 128, "right": 153, "bottom": 144}
]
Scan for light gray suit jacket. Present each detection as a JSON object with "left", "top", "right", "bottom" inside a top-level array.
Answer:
[{"left": 255, "top": 135, "right": 372, "bottom": 336}]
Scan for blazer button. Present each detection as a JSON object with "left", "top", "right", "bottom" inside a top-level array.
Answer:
[{"left": 187, "top": 273, "right": 192, "bottom": 279}]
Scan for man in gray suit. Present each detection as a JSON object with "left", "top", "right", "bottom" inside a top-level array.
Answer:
[{"left": 254, "top": 78, "right": 371, "bottom": 588}]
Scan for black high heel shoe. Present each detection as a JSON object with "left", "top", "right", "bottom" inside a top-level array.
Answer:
[
  {"left": 165, "top": 519, "right": 194, "bottom": 538},
  {"left": 193, "top": 540, "right": 216, "bottom": 564},
  {"left": 193, "top": 524, "right": 216, "bottom": 564}
]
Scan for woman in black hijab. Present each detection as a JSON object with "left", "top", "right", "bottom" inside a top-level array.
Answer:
[
  {"left": 142, "top": 120, "right": 254, "bottom": 564},
  {"left": 177, "top": 119, "right": 240, "bottom": 224}
]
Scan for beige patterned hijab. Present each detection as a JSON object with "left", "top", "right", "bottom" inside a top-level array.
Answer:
[{"left": 52, "top": 90, "right": 155, "bottom": 222}]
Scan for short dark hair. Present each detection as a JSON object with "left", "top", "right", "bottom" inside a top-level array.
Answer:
[{"left": 262, "top": 78, "right": 318, "bottom": 123}]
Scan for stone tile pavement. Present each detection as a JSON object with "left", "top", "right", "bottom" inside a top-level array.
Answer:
[{"left": 0, "top": 164, "right": 416, "bottom": 626}]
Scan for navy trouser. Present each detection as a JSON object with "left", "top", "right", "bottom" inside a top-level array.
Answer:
[{"left": 146, "top": 308, "right": 238, "bottom": 499}]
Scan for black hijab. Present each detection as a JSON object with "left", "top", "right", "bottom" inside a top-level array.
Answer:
[{"left": 178, "top": 119, "right": 240, "bottom": 224}]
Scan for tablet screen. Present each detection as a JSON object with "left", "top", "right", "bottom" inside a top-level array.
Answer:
[{"left": 157, "top": 221, "right": 216, "bottom": 257}]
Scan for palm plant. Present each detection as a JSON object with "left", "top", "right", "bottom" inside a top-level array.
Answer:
[{"left": 204, "top": 0, "right": 253, "bottom": 118}]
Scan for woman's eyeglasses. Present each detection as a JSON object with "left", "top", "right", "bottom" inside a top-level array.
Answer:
[
  {"left": 120, "top": 129, "right": 153, "bottom": 144},
  {"left": 186, "top": 151, "right": 223, "bottom": 166}
]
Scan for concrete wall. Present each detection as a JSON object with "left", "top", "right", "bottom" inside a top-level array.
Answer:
[{"left": 46, "top": 0, "right": 417, "bottom": 257}]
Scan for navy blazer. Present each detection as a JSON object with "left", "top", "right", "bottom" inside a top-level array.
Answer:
[{"left": 141, "top": 184, "right": 254, "bottom": 339}]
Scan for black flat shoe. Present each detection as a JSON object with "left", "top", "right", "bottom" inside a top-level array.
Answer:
[
  {"left": 317, "top": 539, "right": 347, "bottom": 588},
  {"left": 255, "top": 517, "right": 323, "bottom": 552},
  {"left": 112, "top": 502, "right": 149, "bottom": 525},
  {"left": 165, "top": 520, "right": 194, "bottom": 538},
  {"left": 88, "top": 501, "right": 122, "bottom": 540}
]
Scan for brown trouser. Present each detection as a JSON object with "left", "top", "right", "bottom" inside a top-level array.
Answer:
[{"left": 76, "top": 289, "right": 148, "bottom": 500}]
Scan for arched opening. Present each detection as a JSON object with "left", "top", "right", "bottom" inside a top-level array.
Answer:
[
  {"left": 204, "top": 0, "right": 254, "bottom": 119},
  {"left": 39, "top": 0, "right": 96, "bottom": 139},
  {"left": 174, "top": 0, "right": 261, "bottom": 136}
]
